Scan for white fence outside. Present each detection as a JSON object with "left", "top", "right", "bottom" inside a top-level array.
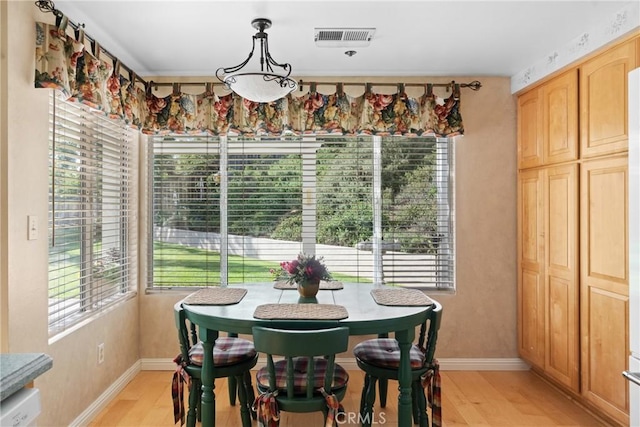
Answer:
[{"left": 154, "top": 226, "right": 437, "bottom": 285}]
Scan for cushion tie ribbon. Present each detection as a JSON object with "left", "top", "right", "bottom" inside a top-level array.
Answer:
[
  {"left": 171, "top": 354, "right": 191, "bottom": 426},
  {"left": 319, "top": 387, "right": 344, "bottom": 427},
  {"left": 252, "top": 391, "right": 280, "bottom": 427},
  {"left": 420, "top": 358, "right": 442, "bottom": 427}
]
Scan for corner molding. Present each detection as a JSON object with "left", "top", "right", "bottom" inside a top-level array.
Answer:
[
  {"left": 511, "top": 1, "right": 640, "bottom": 93},
  {"left": 68, "top": 360, "right": 141, "bottom": 427}
]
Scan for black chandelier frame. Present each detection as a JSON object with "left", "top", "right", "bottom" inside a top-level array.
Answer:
[{"left": 215, "top": 18, "right": 297, "bottom": 91}]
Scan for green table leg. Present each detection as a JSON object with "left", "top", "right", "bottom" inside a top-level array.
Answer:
[
  {"left": 200, "top": 328, "right": 219, "bottom": 427},
  {"left": 395, "top": 329, "right": 415, "bottom": 427}
]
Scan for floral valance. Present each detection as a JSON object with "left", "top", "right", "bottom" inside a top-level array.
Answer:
[{"left": 35, "top": 21, "right": 464, "bottom": 138}]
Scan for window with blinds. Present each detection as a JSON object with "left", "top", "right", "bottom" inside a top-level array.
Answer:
[
  {"left": 48, "top": 94, "right": 137, "bottom": 336},
  {"left": 378, "top": 137, "right": 454, "bottom": 288},
  {"left": 149, "top": 136, "right": 454, "bottom": 290},
  {"left": 150, "top": 137, "right": 305, "bottom": 287},
  {"left": 315, "top": 137, "right": 454, "bottom": 288},
  {"left": 150, "top": 136, "right": 224, "bottom": 286}
]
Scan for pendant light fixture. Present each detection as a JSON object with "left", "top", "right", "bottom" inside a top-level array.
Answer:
[{"left": 216, "top": 18, "right": 297, "bottom": 103}]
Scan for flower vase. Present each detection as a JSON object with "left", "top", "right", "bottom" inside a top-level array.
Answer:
[{"left": 297, "top": 279, "right": 320, "bottom": 298}]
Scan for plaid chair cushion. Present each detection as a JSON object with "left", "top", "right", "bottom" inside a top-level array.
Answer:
[
  {"left": 256, "top": 357, "right": 349, "bottom": 394},
  {"left": 189, "top": 337, "right": 257, "bottom": 367},
  {"left": 354, "top": 338, "right": 425, "bottom": 369}
]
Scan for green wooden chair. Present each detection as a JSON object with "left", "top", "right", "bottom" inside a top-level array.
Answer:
[
  {"left": 354, "top": 301, "right": 443, "bottom": 427},
  {"left": 174, "top": 305, "right": 258, "bottom": 427},
  {"left": 251, "top": 326, "right": 350, "bottom": 425}
]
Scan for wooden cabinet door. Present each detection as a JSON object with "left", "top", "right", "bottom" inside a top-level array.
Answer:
[
  {"left": 580, "top": 40, "right": 637, "bottom": 158},
  {"left": 517, "top": 169, "right": 545, "bottom": 367},
  {"left": 544, "top": 164, "right": 579, "bottom": 391},
  {"left": 543, "top": 70, "right": 578, "bottom": 165},
  {"left": 518, "top": 69, "right": 578, "bottom": 169},
  {"left": 580, "top": 156, "right": 629, "bottom": 425},
  {"left": 517, "top": 89, "right": 543, "bottom": 169}
]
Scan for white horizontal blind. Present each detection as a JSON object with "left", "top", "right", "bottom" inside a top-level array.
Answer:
[
  {"left": 225, "top": 138, "right": 304, "bottom": 283},
  {"left": 314, "top": 138, "right": 376, "bottom": 281},
  {"left": 150, "top": 136, "right": 222, "bottom": 287},
  {"left": 150, "top": 137, "right": 305, "bottom": 287},
  {"left": 379, "top": 137, "right": 454, "bottom": 288},
  {"left": 315, "top": 137, "right": 454, "bottom": 288},
  {"left": 48, "top": 94, "right": 137, "bottom": 335},
  {"left": 148, "top": 136, "right": 454, "bottom": 289}
]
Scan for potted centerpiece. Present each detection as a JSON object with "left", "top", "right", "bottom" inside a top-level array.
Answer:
[{"left": 273, "top": 253, "right": 332, "bottom": 298}]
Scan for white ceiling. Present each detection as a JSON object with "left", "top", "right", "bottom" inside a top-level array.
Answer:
[{"left": 53, "top": 1, "right": 635, "bottom": 80}]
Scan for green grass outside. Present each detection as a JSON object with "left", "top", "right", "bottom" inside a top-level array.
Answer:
[
  {"left": 153, "top": 241, "right": 359, "bottom": 286},
  {"left": 49, "top": 240, "right": 361, "bottom": 297},
  {"left": 49, "top": 240, "right": 115, "bottom": 299}
]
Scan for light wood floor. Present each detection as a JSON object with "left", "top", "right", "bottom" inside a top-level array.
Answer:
[{"left": 88, "top": 370, "right": 610, "bottom": 426}]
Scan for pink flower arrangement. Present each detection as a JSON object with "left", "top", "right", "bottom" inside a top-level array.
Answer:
[{"left": 271, "top": 253, "right": 332, "bottom": 286}]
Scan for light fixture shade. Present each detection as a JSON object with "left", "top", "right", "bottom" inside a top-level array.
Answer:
[{"left": 224, "top": 72, "right": 298, "bottom": 103}]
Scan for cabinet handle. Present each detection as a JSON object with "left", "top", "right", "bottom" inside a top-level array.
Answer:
[{"left": 622, "top": 370, "right": 640, "bottom": 387}]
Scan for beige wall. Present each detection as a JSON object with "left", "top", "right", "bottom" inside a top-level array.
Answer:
[
  {"left": 5, "top": 1, "right": 517, "bottom": 424},
  {"left": 4, "top": 3, "right": 140, "bottom": 426},
  {"left": 441, "top": 77, "right": 518, "bottom": 356}
]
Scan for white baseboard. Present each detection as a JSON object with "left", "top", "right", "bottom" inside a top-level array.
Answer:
[
  {"left": 140, "top": 357, "right": 530, "bottom": 372},
  {"left": 69, "top": 360, "right": 141, "bottom": 427},
  {"left": 140, "top": 357, "right": 177, "bottom": 371},
  {"left": 437, "top": 358, "right": 530, "bottom": 371}
]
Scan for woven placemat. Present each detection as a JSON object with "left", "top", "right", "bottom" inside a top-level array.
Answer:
[
  {"left": 273, "top": 281, "right": 344, "bottom": 290},
  {"left": 183, "top": 288, "right": 247, "bottom": 305},
  {"left": 370, "top": 288, "right": 434, "bottom": 306},
  {"left": 253, "top": 303, "right": 348, "bottom": 320}
]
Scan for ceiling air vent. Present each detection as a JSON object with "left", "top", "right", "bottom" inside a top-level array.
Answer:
[{"left": 314, "top": 28, "right": 376, "bottom": 47}]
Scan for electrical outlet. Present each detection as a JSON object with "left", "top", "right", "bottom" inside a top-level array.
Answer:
[
  {"left": 27, "top": 215, "right": 38, "bottom": 240},
  {"left": 97, "top": 343, "right": 105, "bottom": 364}
]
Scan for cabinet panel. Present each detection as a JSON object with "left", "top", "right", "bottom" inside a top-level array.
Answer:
[
  {"left": 520, "top": 171, "right": 544, "bottom": 264},
  {"left": 581, "top": 157, "right": 628, "bottom": 293},
  {"left": 547, "top": 167, "right": 574, "bottom": 270},
  {"left": 580, "top": 40, "right": 637, "bottom": 157},
  {"left": 543, "top": 70, "right": 578, "bottom": 164},
  {"left": 545, "top": 165, "right": 579, "bottom": 390},
  {"left": 518, "top": 169, "right": 545, "bottom": 367},
  {"left": 581, "top": 287, "right": 629, "bottom": 424},
  {"left": 518, "top": 89, "right": 543, "bottom": 168},
  {"left": 520, "top": 268, "right": 545, "bottom": 367},
  {"left": 547, "top": 276, "right": 573, "bottom": 381}
]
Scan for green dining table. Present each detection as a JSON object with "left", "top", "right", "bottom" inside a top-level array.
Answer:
[{"left": 179, "top": 281, "right": 435, "bottom": 427}]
